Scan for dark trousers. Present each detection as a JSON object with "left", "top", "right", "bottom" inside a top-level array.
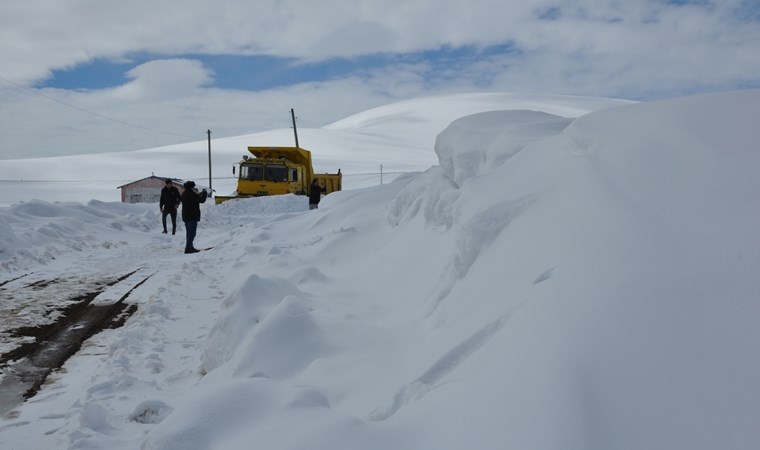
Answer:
[
  {"left": 184, "top": 221, "right": 198, "bottom": 251},
  {"left": 162, "top": 208, "right": 177, "bottom": 233}
]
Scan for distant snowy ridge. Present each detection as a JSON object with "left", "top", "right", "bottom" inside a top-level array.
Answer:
[{"left": 324, "top": 92, "right": 633, "bottom": 131}]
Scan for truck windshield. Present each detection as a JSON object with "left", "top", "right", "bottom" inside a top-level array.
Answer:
[
  {"left": 264, "top": 164, "right": 289, "bottom": 182},
  {"left": 242, "top": 163, "right": 264, "bottom": 180}
]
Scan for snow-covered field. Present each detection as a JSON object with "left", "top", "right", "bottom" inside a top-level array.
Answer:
[{"left": 1, "top": 91, "right": 759, "bottom": 449}]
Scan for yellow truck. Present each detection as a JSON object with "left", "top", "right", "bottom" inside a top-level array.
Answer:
[{"left": 215, "top": 146, "right": 341, "bottom": 204}]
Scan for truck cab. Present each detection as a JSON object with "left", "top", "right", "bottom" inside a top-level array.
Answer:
[
  {"left": 215, "top": 146, "right": 341, "bottom": 204},
  {"left": 238, "top": 157, "right": 306, "bottom": 196}
]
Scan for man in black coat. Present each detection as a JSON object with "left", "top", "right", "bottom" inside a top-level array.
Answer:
[
  {"left": 308, "top": 179, "right": 326, "bottom": 210},
  {"left": 159, "top": 179, "right": 181, "bottom": 234},
  {"left": 158, "top": 178, "right": 180, "bottom": 234},
  {"left": 180, "top": 180, "right": 208, "bottom": 254}
]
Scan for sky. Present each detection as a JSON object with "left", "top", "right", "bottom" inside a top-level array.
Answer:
[
  {"left": 1, "top": 90, "right": 759, "bottom": 449},
  {"left": 1, "top": 0, "right": 759, "bottom": 160}
]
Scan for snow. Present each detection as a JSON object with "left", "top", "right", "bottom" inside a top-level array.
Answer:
[{"left": 1, "top": 90, "right": 760, "bottom": 449}]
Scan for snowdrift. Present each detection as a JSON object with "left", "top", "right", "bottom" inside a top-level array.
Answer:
[{"left": 143, "top": 91, "right": 760, "bottom": 449}]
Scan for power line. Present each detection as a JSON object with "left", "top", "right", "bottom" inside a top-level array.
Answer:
[{"left": 0, "top": 75, "right": 203, "bottom": 140}]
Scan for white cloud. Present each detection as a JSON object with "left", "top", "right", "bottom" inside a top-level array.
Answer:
[
  {"left": 2, "top": 1, "right": 757, "bottom": 82},
  {"left": 111, "top": 59, "right": 214, "bottom": 101}
]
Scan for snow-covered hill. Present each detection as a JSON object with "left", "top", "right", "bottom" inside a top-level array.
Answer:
[
  {"left": 0, "top": 93, "right": 629, "bottom": 207},
  {"left": 1, "top": 91, "right": 759, "bottom": 450}
]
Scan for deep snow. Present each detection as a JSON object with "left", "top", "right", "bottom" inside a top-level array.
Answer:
[{"left": 1, "top": 90, "right": 759, "bottom": 450}]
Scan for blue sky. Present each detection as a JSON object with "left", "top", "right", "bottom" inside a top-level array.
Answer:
[
  {"left": 41, "top": 44, "right": 519, "bottom": 92},
  {"left": 1, "top": 0, "right": 759, "bottom": 159}
]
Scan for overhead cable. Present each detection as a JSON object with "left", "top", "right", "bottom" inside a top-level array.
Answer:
[{"left": 0, "top": 74, "right": 203, "bottom": 140}]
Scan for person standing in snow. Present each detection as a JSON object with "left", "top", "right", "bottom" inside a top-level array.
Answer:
[
  {"left": 180, "top": 181, "right": 208, "bottom": 254},
  {"left": 308, "top": 179, "right": 326, "bottom": 210},
  {"left": 159, "top": 179, "right": 181, "bottom": 235}
]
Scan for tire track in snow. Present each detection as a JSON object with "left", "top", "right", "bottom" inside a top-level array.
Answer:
[
  {"left": 0, "top": 270, "right": 151, "bottom": 417},
  {"left": 0, "top": 273, "right": 33, "bottom": 288}
]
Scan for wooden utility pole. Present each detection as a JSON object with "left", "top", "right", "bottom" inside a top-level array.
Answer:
[
  {"left": 207, "top": 130, "right": 212, "bottom": 196},
  {"left": 290, "top": 108, "right": 300, "bottom": 148}
]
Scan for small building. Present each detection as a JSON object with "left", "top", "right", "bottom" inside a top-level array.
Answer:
[{"left": 117, "top": 176, "right": 184, "bottom": 204}]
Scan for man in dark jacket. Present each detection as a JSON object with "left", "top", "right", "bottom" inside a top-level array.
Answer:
[
  {"left": 159, "top": 179, "right": 181, "bottom": 235},
  {"left": 180, "top": 180, "right": 208, "bottom": 254},
  {"left": 308, "top": 179, "right": 326, "bottom": 210}
]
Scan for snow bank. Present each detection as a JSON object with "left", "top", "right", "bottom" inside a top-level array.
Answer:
[
  {"left": 140, "top": 90, "right": 760, "bottom": 449},
  {"left": 0, "top": 200, "right": 155, "bottom": 271},
  {"left": 201, "top": 274, "right": 305, "bottom": 373},
  {"left": 435, "top": 109, "right": 572, "bottom": 187}
]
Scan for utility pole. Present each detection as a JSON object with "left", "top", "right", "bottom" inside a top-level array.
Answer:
[
  {"left": 290, "top": 108, "right": 300, "bottom": 148},
  {"left": 207, "top": 130, "right": 212, "bottom": 196},
  {"left": 380, "top": 164, "right": 384, "bottom": 185}
]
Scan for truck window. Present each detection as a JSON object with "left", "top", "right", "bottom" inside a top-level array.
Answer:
[
  {"left": 264, "top": 164, "right": 288, "bottom": 182},
  {"left": 242, "top": 163, "right": 264, "bottom": 180}
]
